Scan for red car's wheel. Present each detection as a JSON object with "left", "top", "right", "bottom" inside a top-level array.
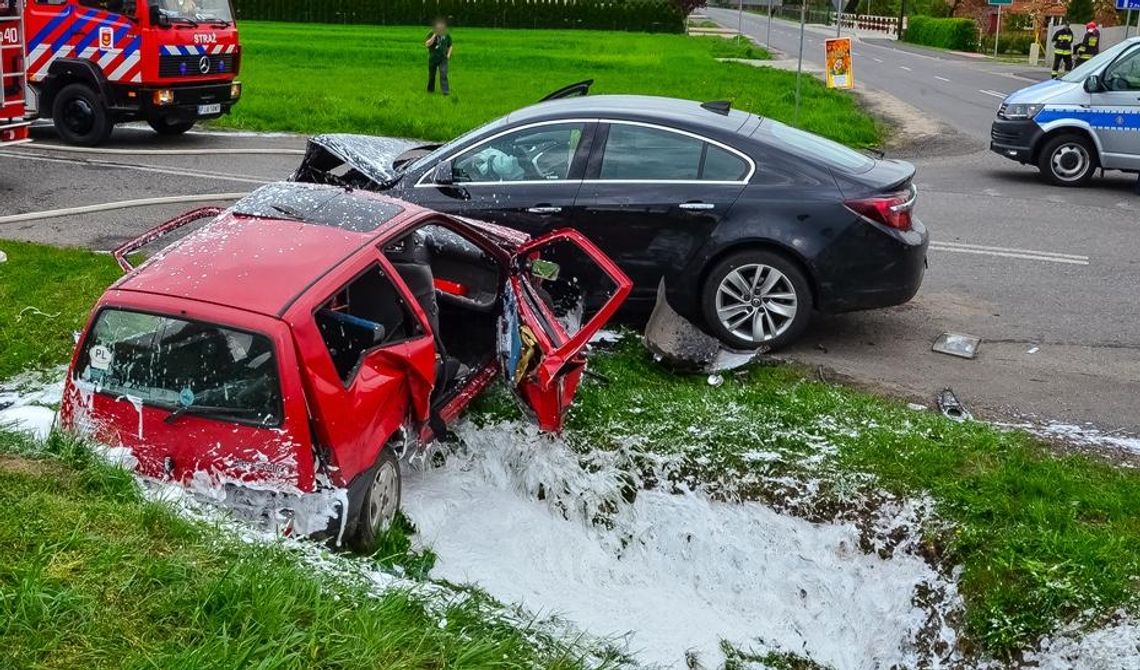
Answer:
[{"left": 348, "top": 447, "right": 401, "bottom": 553}]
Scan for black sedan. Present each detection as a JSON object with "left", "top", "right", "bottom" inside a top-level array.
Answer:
[{"left": 292, "top": 90, "right": 927, "bottom": 350}]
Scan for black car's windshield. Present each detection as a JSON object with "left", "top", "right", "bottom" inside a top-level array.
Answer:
[
  {"left": 405, "top": 117, "right": 511, "bottom": 174},
  {"left": 76, "top": 309, "right": 282, "bottom": 427},
  {"left": 151, "top": 0, "right": 235, "bottom": 24}
]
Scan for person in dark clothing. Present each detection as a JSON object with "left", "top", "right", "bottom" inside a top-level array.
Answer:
[
  {"left": 425, "top": 18, "right": 453, "bottom": 95},
  {"left": 1051, "top": 24, "right": 1073, "bottom": 78},
  {"left": 1075, "top": 22, "right": 1099, "bottom": 64}
]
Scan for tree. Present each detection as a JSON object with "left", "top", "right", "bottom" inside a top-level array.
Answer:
[
  {"left": 1066, "top": 0, "right": 1094, "bottom": 23},
  {"left": 672, "top": 0, "right": 708, "bottom": 16}
]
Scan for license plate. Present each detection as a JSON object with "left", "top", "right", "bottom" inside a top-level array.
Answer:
[{"left": 197, "top": 103, "right": 221, "bottom": 115}]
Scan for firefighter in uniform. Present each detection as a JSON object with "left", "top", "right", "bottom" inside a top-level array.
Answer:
[
  {"left": 1051, "top": 23, "right": 1074, "bottom": 78},
  {"left": 1075, "top": 22, "right": 1099, "bottom": 64}
]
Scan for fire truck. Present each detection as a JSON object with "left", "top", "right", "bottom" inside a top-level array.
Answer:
[
  {"left": 17, "top": 0, "right": 241, "bottom": 146},
  {"left": 1, "top": 0, "right": 30, "bottom": 146}
]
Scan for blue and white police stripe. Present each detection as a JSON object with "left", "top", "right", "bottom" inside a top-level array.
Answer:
[{"left": 1037, "top": 106, "right": 1140, "bottom": 132}]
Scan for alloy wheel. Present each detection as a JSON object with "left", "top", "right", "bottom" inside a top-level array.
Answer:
[
  {"left": 367, "top": 460, "right": 399, "bottom": 533},
  {"left": 715, "top": 263, "right": 798, "bottom": 344}
]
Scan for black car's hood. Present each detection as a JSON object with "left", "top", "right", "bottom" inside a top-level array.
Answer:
[{"left": 294, "top": 134, "right": 425, "bottom": 189}]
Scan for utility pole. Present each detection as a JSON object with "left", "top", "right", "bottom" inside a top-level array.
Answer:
[
  {"left": 836, "top": 0, "right": 842, "bottom": 37},
  {"left": 993, "top": 4, "right": 1002, "bottom": 59},
  {"left": 767, "top": 0, "right": 774, "bottom": 48},
  {"left": 897, "top": 0, "right": 906, "bottom": 39},
  {"left": 738, "top": 0, "right": 744, "bottom": 35},
  {"left": 795, "top": 1, "right": 806, "bottom": 124}
]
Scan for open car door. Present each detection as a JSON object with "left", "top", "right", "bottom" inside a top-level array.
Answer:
[{"left": 500, "top": 228, "right": 631, "bottom": 432}]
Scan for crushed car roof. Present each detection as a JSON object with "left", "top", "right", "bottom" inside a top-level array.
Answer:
[{"left": 115, "top": 184, "right": 424, "bottom": 317}]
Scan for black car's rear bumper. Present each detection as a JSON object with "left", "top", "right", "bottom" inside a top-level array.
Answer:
[
  {"left": 812, "top": 217, "right": 928, "bottom": 314},
  {"left": 990, "top": 118, "right": 1042, "bottom": 164}
]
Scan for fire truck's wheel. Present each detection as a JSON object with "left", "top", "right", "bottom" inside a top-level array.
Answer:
[
  {"left": 147, "top": 117, "right": 196, "bottom": 136},
  {"left": 348, "top": 447, "right": 401, "bottom": 554},
  {"left": 52, "top": 83, "right": 113, "bottom": 147}
]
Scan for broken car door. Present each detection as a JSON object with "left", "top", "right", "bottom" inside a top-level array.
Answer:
[
  {"left": 286, "top": 254, "right": 436, "bottom": 487},
  {"left": 500, "top": 229, "right": 632, "bottom": 432}
]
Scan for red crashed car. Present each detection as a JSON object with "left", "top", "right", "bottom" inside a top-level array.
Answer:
[{"left": 59, "top": 182, "right": 631, "bottom": 551}]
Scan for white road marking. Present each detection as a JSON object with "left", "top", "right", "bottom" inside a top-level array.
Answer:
[
  {"left": 929, "top": 241, "right": 1089, "bottom": 266},
  {"left": 899, "top": 65, "right": 912, "bottom": 71},
  {"left": 0, "top": 150, "right": 272, "bottom": 185},
  {"left": 979, "top": 89, "right": 1007, "bottom": 99},
  {"left": 935, "top": 75, "right": 950, "bottom": 82}
]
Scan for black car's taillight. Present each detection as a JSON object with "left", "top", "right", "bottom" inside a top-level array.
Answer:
[{"left": 845, "top": 185, "right": 916, "bottom": 231}]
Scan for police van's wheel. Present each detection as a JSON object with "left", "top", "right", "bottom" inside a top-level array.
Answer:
[
  {"left": 348, "top": 448, "right": 401, "bottom": 554},
  {"left": 701, "top": 249, "right": 812, "bottom": 351},
  {"left": 52, "top": 83, "right": 113, "bottom": 147},
  {"left": 1038, "top": 133, "right": 1097, "bottom": 187},
  {"left": 147, "top": 117, "right": 196, "bottom": 136}
]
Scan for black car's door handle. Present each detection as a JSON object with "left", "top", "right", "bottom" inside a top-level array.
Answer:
[
  {"left": 527, "top": 206, "right": 562, "bottom": 214},
  {"left": 679, "top": 202, "right": 715, "bottom": 211}
]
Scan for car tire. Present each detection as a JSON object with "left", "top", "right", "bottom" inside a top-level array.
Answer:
[
  {"left": 52, "top": 83, "right": 113, "bottom": 147},
  {"left": 701, "top": 249, "right": 812, "bottom": 351},
  {"left": 147, "top": 117, "right": 196, "bottom": 136},
  {"left": 1037, "top": 133, "right": 1097, "bottom": 187},
  {"left": 348, "top": 447, "right": 401, "bottom": 554}
]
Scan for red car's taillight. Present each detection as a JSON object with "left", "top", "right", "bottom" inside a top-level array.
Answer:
[{"left": 845, "top": 186, "right": 916, "bottom": 231}]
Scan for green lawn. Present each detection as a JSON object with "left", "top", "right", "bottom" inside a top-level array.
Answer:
[
  {"left": 0, "top": 241, "right": 121, "bottom": 380},
  {"left": 219, "top": 22, "right": 879, "bottom": 147},
  {"left": 3, "top": 243, "right": 1139, "bottom": 661}
]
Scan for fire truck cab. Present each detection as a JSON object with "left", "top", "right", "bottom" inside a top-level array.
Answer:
[
  {"left": 1, "top": 0, "right": 31, "bottom": 145},
  {"left": 22, "top": 0, "right": 241, "bottom": 146}
]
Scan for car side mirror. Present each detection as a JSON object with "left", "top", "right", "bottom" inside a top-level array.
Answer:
[
  {"left": 1083, "top": 75, "right": 1101, "bottom": 93},
  {"left": 433, "top": 160, "right": 455, "bottom": 185},
  {"left": 370, "top": 323, "right": 387, "bottom": 346}
]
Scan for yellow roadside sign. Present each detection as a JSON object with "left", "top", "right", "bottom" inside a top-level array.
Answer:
[{"left": 825, "top": 37, "right": 854, "bottom": 89}]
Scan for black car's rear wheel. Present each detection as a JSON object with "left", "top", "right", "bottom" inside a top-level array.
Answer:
[{"left": 701, "top": 249, "right": 812, "bottom": 350}]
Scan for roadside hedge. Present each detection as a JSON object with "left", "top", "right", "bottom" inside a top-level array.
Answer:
[
  {"left": 231, "top": 0, "right": 687, "bottom": 32},
  {"left": 980, "top": 32, "right": 1035, "bottom": 55},
  {"left": 902, "top": 15, "right": 978, "bottom": 51}
]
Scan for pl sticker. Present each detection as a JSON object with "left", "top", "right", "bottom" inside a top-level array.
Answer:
[
  {"left": 89, "top": 344, "right": 113, "bottom": 370},
  {"left": 179, "top": 387, "right": 195, "bottom": 407}
]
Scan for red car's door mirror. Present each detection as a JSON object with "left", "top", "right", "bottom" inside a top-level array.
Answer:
[{"left": 501, "top": 229, "right": 632, "bottom": 432}]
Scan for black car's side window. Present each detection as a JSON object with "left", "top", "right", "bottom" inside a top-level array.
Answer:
[
  {"left": 452, "top": 123, "right": 586, "bottom": 183},
  {"left": 599, "top": 124, "right": 749, "bottom": 182}
]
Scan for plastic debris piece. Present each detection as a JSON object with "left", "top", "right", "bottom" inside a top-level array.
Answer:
[
  {"left": 707, "top": 374, "right": 723, "bottom": 387},
  {"left": 936, "top": 388, "right": 972, "bottom": 422},
  {"left": 643, "top": 279, "right": 765, "bottom": 373},
  {"left": 1026, "top": 345, "right": 1039, "bottom": 354},
  {"left": 0, "top": 250, "right": 7, "bottom": 263},
  {"left": 906, "top": 402, "right": 926, "bottom": 411},
  {"left": 932, "top": 332, "right": 980, "bottom": 359}
]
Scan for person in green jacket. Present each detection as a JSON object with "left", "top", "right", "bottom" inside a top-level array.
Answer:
[{"left": 425, "top": 18, "right": 453, "bottom": 95}]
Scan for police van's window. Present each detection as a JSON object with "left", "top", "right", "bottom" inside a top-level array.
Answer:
[
  {"left": 76, "top": 310, "right": 283, "bottom": 427},
  {"left": 316, "top": 264, "right": 420, "bottom": 384},
  {"left": 766, "top": 120, "right": 875, "bottom": 173},
  {"left": 1104, "top": 48, "right": 1140, "bottom": 91},
  {"left": 1062, "top": 41, "right": 1133, "bottom": 82}
]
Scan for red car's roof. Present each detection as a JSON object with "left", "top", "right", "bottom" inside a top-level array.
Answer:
[{"left": 117, "top": 195, "right": 425, "bottom": 316}]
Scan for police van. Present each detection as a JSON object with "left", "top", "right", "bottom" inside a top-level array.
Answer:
[{"left": 991, "top": 36, "right": 1140, "bottom": 187}]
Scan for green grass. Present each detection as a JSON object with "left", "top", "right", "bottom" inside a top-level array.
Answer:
[
  {"left": 0, "top": 429, "right": 613, "bottom": 670},
  {"left": 219, "top": 22, "right": 877, "bottom": 147},
  {"left": 0, "top": 241, "right": 121, "bottom": 380}
]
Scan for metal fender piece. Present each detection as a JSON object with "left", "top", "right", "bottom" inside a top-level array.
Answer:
[{"left": 643, "top": 279, "right": 766, "bottom": 373}]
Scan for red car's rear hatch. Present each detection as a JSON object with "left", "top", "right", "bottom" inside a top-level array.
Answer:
[{"left": 61, "top": 292, "right": 315, "bottom": 493}]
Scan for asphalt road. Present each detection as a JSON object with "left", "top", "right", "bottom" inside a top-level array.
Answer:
[
  {"left": 707, "top": 9, "right": 1140, "bottom": 434},
  {"left": 2, "top": 39, "right": 1139, "bottom": 434}
]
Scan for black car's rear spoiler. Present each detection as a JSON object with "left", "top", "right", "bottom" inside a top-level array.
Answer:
[{"left": 540, "top": 79, "right": 594, "bottom": 102}]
